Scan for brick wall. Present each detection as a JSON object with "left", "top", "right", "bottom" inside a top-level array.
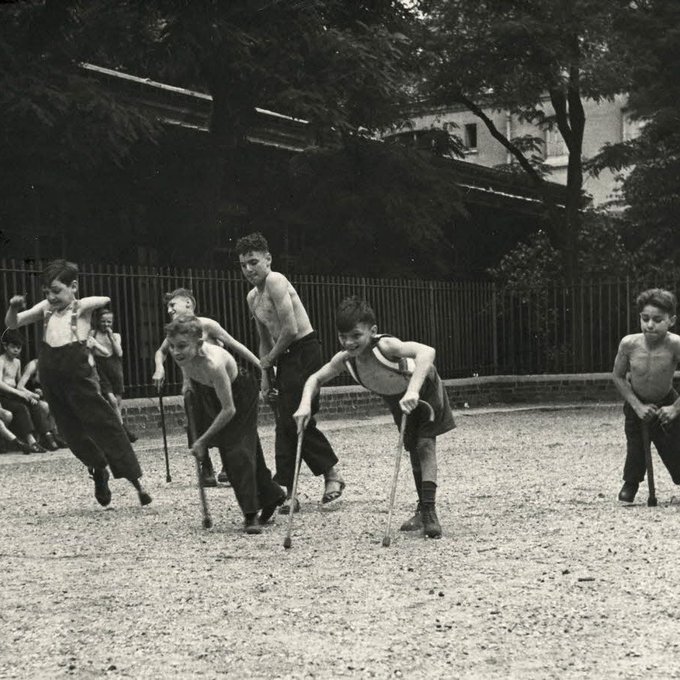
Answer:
[{"left": 121, "top": 373, "right": 631, "bottom": 439}]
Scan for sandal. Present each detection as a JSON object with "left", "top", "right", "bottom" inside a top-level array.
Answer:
[
  {"left": 278, "top": 496, "right": 300, "bottom": 515},
  {"left": 322, "top": 478, "right": 345, "bottom": 504}
]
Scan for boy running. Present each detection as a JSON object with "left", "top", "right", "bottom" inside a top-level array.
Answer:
[
  {"left": 236, "top": 232, "right": 343, "bottom": 514},
  {"left": 613, "top": 288, "right": 680, "bottom": 503},
  {"left": 294, "top": 296, "right": 455, "bottom": 538},
  {"left": 166, "top": 315, "right": 285, "bottom": 533},
  {"left": 152, "top": 287, "right": 260, "bottom": 486},
  {"left": 4, "top": 259, "right": 151, "bottom": 507}
]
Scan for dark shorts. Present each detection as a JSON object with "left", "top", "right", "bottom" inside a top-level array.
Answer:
[{"left": 94, "top": 355, "right": 125, "bottom": 395}]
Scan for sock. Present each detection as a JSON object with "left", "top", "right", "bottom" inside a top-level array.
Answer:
[{"left": 421, "top": 481, "right": 437, "bottom": 506}]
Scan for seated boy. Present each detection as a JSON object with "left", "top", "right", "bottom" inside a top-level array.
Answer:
[
  {"left": 152, "top": 287, "right": 261, "bottom": 487},
  {"left": 294, "top": 296, "right": 455, "bottom": 538},
  {"left": 4, "top": 259, "right": 151, "bottom": 507},
  {"left": 613, "top": 288, "right": 680, "bottom": 503},
  {"left": 0, "top": 329, "right": 56, "bottom": 451},
  {"left": 165, "top": 315, "right": 285, "bottom": 533}
]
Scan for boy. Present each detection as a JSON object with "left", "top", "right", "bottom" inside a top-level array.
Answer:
[
  {"left": 293, "top": 296, "right": 455, "bottom": 538},
  {"left": 152, "top": 287, "right": 261, "bottom": 486},
  {"left": 165, "top": 315, "right": 285, "bottom": 533},
  {"left": 612, "top": 288, "right": 680, "bottom": 503},
  {"left": 236, "top": 232, "right": 343, "bottom": 514},
  {"left": 0, "top": 329, "right": 55, "bottom": 451},
  {"left": 89, "top": 308, "right": 137, "bottom": 442},
  {"left": 5, "top": 259, "right": 151, "bottom": 507}
]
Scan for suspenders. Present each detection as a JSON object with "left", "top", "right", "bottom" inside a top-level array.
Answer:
[
  {"left": 343, "top": 334, "right": 416, "bottom": 389},
  {"left": 43, "top": 300, "right": 81, "bottom": 342}
]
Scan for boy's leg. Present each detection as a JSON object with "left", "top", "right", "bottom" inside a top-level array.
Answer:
[
  {"left": 417, "top": 437, "right": 442, "bottom": 538},
  {"left": 621, "top": 403, "right": 646, "bottom": 501},
  {"left": 400, "top": 449, "right": 424, "bottom": 531},
  {"left": 274, "top": 340, "right": 340, "bottom": 499},
  {"left": 650, "top": 417, "right": 680, "bottom": 486},
  {"left": 1, "top": 395, "right": 43, "bottom": 450},
  {"left": 255, "top": 436, "right": 286, "bottom": 523}
]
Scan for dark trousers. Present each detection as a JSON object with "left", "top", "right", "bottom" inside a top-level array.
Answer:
[
  {"left": 39, "top": 342, "right": 142, "bottom": 480},
  {"left": 273, "top": 332, "right": 338, "bottom": 488},
  {"left": 623, "top": 390, "right": 680, "bottom": 484},
  {"left": 1, "top": 393, "right": 50, "bottom": 439},
  {"left": 187, "top": 374, "right": 283, "bottom": 515}
]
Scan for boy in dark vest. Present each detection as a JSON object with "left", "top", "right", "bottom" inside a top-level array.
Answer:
[{"left": 294, "top": 296, "right": 455, "bottom": 538}]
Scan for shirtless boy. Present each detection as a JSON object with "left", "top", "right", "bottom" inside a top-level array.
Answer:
[
  {"left": 613, "top": 288, "right": 680, "bottom": 503},
  {"left": 152, "top": 288, "right": 260, "bottom": 486},
  {"left": 166, "top": 315, "right": 285, "bottom": 533},
  {"left": 236, "top": 232, "right": 343, "bottom": 514}
]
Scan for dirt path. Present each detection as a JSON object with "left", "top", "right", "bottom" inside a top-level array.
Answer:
[{"left": 2, "top": 405, "right": 680, "bottom": 679}]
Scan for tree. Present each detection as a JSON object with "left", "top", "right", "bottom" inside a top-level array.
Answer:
[
  {"left": 419, "top": 0, "right": 632, "bottom": 277},
  {"left": 587, "top": 0, "right": 680, "bottom": 272}
]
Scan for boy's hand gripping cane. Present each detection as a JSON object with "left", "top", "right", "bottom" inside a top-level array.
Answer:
[
  {"left": 158, "top": 387, "right": 171, "bottom": 483},
  {"left": 283, "top": 427, "right": 305, "bottom": 550},
  {"left": 184, "top": 390, "right": 213, "bottom": 529},
  {"left": 642, "top": 422, "right": 657, "bottom": 507},
  {"left": 383, "top": 400, "right": 435, "bottom": 548}
]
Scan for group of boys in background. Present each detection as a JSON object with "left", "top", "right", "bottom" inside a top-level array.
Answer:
[{"left": 3, "top": 233, "right": 680, "bottom": 539}]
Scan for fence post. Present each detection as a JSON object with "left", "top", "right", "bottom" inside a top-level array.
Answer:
[
  {"left": 428, "top": 281, "right": 436, "bottom": 346},
  {"left": 491, "top": 282, "right": 499, "bottom": 374}
]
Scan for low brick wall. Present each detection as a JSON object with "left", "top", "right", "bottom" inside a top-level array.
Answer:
[{"left": 120, "top": 373, "right": 628, "bottom": 439}]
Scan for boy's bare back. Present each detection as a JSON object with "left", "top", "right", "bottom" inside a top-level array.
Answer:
[
  {"left": 181, "top": 343, "right": 238, "bottom": 387},
  {"left": 614, "top": 331, "right": 680, "bottom": 402}
]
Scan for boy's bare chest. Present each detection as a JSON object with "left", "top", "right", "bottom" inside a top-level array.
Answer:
[
  {"left": 252, "top": 292, "right": 278, "bottom": 328},
  {"left": 354, "top": 354, "right": 411, "bottom": 396},
  {"left": 0, "top": 358, "right": 18, "bottom": 386},
  {"left": 629, "top": 344, "right": 676, "bottom": 375}
]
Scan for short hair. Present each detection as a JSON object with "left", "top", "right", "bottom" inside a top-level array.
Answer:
[
  {"left": 235, "top": 232, "right": 269, "bottom": 256},
  {"left": 636, "top": 288, "right": 677, "bottom": 315},
  {"left": 42, "top": 259, "right": 78, "bottom": 287},
  {"left": 1, "top": 328, "right": 24, "bottom": 347},
  {"left": 164, "top": 288, "right": 197, "bottom": 310},
  {"left": 165, "top": 315, "right": 202, "bottom": 340},
  {"left": 94, "top": 307, "right": 113, "bottom": 322},
  {"left": 336, "top": 296, "right": 377, "bottom": 333}
]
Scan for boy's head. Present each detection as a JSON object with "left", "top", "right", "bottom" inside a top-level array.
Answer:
[
  {"left": 335, "top": 296, "right": 378, "bottom": 356},
  {"left": 164, "top": 288, "right": 197, "bottom": 319},
  {"left": 41, "top": 259, "right": 78, "bottom": 310},
  {"left": 95, "top": 308, "right": 114, "bottom": 331},
  {"left": 236, "top": 232, "right": 272, "bottom": 286},
  {"left": 165, "top": 315, "right": 203, "bottom": 365},
  {"left": 1, "top": 328, "right": 24, "bottom": 358},
  {"left": 636, "top": 288, "right": 677, "bottom": 337}
]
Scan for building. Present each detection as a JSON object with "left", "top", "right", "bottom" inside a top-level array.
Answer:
[{"left": 390, "top": 94, "right": 641, "bottom": 208}]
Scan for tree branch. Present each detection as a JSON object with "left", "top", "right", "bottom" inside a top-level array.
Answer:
[{"left": 456, "top": 93, "right": 544, "bottom": 187}]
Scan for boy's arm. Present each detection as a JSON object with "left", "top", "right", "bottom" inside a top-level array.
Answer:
[
  {"left": 379, "top": 337, "right": 436, "bottom": 413},
  {"left": 152, "top": 339, "right": 170, "bottom": 390},
  {"left": 78, "top": 296, "right": 111, "bottom": 313},
  {"left": 0, "top": 360, "right": 38, "bottom": 403},
  {"left": 260, "top": 274, "right": 298, "bottom": 369},
  {"left": 18, "top": 360, "right": 37, "bottom": 390},
  {"left": 5, "top": 297, "right": 48, "bottom": 329},
  {"left": 612, "top": 338, "right": 657, "bottom": 421},
  {"left": 110, "top": 332, "right": 123, "bottom": 358},
  {"left": 188, "top": 366, "right": 236, "bottom": 459},
  {"left": 202, "top": 318, "right": 260, "bottom": 370},
  {"left": 293, "top": 352, "right": 346, "bottom": 432},
  {"left": 657, "top": 337, "right": 680, "bottom": 426},
  {"left": 86, "top": 330, "right": 112, "bottom": 357}
]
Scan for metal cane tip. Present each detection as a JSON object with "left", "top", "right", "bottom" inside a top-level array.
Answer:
[
  {"left": 203, "top": 518, "right": 213, "bottom": 529},
  {"left": 283, "top": 538, "right": 292, "bottom": 549},
  {"left": 382, "top": 537, "right": 391, "bottom": 547},
  {"left": 648, "top": 498, "right": 657, "bottom": 507}
]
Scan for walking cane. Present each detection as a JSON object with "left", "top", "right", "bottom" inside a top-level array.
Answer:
[
  {"left": 283, "top": 428, "right": 305, "bottom": 549},
  {"left": 642, "top": 422, "right": 657, "bottom": 507},
  {"left": 159, "top": 388, "right": 171, "bottom": 482},
  {"left": 184, "top": 390, "right": 213, "bottom": 529},
  {"left": 383, "top": 412, "right": 408, "bottom": 547}
]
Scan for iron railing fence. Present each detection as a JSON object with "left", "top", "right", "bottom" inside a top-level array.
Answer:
[{"left": 1, "top": 258, "right": 677, "bottom": 397}]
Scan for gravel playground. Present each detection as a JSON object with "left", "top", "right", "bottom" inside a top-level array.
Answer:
[{"left": 3, "top": 404, "right": 680, "bottom": 680}]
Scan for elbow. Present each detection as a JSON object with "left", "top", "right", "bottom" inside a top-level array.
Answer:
[{"left": 224, "top": 405, "right": 236, "bottom": 422}]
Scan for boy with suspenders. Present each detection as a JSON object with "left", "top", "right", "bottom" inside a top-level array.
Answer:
[{"left": 5, "top": 259, "right": 151, "bottom": 508}]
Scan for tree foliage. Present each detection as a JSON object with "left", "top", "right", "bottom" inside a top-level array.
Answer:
[{"left": 419, "top": 0, "right": 632, "bottom": 276}]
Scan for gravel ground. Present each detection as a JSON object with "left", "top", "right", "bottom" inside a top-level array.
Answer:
[{"left": 2, "top": 404, "right": 680, "bottom": 680}]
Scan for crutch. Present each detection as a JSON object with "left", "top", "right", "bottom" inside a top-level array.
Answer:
[
  {"left": 184, "top": 390, "right": 213, "bottom": 529},
  {"left": 158, "top": 388, "right": 171, "bottom": 482},
  {"left": 283, "top": 428, "right": 305, "bottom": 549},
  {"left": 642, "top": 421, "right": 657, "bottom": 507},
  {"left": 382, "top": 400, "right": 435, "bottom": 547},
  {"left": 382, "top": 412, "right": 408, "bottom": 547}
]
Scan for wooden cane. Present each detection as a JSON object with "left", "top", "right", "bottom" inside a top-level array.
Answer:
[
  {"left": 382, "top": 412, "right": 408, "bottom": 547},
  {"left": 184, "top": 390, "right": 213, "bottom": 529},
  {"left": 642, "top": 421, "right": 657, "bottom": 507}
]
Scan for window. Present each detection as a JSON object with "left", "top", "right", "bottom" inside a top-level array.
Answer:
[
  {"left": 464, "top": 123, "right": 478, "bottom": 152},
  {"left": 545, "top": 128, "right": 567, "bottom": 158}
]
